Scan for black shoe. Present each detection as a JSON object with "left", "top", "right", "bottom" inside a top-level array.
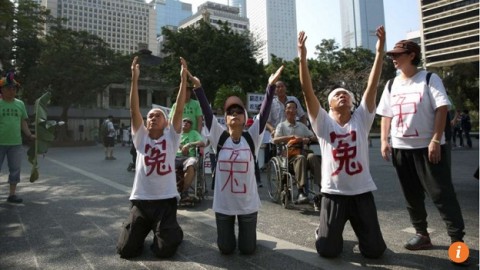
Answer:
[
  {"left": 404, "top": 234, "right": 433, "bottom": 250},
  {"left": 313, "top": 194, "right": 322, "bottom": 211},
  {"left": 257, "top": 183, "right": 263, "bottom": 188},
  {"left": 7, "top": 195, "right": 23, "bottom": 203}
]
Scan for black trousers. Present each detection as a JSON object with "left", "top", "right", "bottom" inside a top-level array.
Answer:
[
  {"left": 316, "top": 192, "right": 386, "bottom": 258},
  {"left": 392, "top": 146, "right": 465, "bottom": 242},
  {"left": 117, "top": 198, "right": 183, "bottom": 258},
  {"left": 215, "top": 212, "right": 258, "bottom": 255}
]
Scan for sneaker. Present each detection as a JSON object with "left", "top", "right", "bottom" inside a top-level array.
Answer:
[
  {"left": 180, "top": 192, "right": 191, "bottom": 202},
  {"left": 109, "top": 156, "right": 117, "bottom": 160},
  {"left": 296, "top": 192, "right": 309, "bottom": 204},
  {"left": 313, "top": 194, "right": 322, "bottom": 212},
  {"left": 7, "top": 195, "right": 23, "bottom": 203},
  {"left": 404, "top": 234, "right": 433, "bottom": 250}
]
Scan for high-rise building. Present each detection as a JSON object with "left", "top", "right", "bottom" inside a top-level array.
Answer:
[
  {"left": 153, "top": 0, "right": 192, "bottom": 36},
  {"left": 339, "top": 0, "right": 385, "bottom": 52},
  {"left": 179, "top": 1, "right": 249, "bottom": 33},
  {"left": 420, "top": 0, "right": 479, "bottom": 67},
  {"left": 41, "top": 0, "right": 158, "bottom": 56},
  {"left": 246, "top": 0, "right": 297, "bottom": 63},
  {"left": 229, "top": 0, "right": 246, "bottom": 18}
]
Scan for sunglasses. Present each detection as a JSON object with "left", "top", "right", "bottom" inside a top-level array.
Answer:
[
  {"left": 226, "top": 106, "right": 245, "bottom": 116},
  {"left": 388, "top": 52, "right": 410, "bottom": 59}
]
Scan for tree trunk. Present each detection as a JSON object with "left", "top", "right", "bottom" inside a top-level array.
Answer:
[{"left": 56, "top": 106, "right": 71, "bottom": 141}]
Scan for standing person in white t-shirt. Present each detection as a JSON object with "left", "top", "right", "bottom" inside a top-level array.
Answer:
[
  {"left": 298, "top": 26, "right": 387, "bottom": 259},
  {"left": 191, "top": 65, "right": 284, "bottom": 255},
  {"left": 377, "top": 39, "right": 466, "bottom": 262},
  {"left": 116, "top": 56, "right": 189, "bottom": 259}
]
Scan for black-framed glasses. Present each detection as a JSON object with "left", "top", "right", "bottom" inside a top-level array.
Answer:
[{"left": 226, "top": 105, "right": 245, "bottom": 115}]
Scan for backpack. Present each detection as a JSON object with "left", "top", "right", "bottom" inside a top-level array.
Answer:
[
  {"left": 211, "top": 130, "right": 257, "bottom": 188},
  {"left": 387, "top": 72, "right": 452, "bottom": 141},
  {"left": 100, "top": 120, "right": 109, "bottom": 138}
]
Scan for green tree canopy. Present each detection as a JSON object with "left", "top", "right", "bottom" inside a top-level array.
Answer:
[
  {"left": 21, "top": 23, "right": 129, "bottom": 140},
  {"left": 160, "top": 20, "right": 266, "bottom": 103}
]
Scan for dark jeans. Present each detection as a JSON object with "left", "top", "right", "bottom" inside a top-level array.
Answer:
[
  {"left": 392, "top": 146, "right": 465, "bottom": 242},
  {"left": 130, "top": 145, "right": 137, "bottom": 164},
  {"left": 463, "top": 129, "right": 472, "bottom": 148},
  {"left": 215, "top": 212, "right": 258, "bottom": 255},
  {"left": 117, "top": 198, "right": 183, "bottom": 258},
  {"left": 316, "top": 192, "right": 386, "bottom": 258}
]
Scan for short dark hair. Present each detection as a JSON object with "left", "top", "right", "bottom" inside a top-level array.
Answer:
[{"left": 285, "top": 100, "right": 297, "bottom": 108}]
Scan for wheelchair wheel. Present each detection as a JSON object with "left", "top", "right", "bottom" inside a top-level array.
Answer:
[
  {"left": 267, "top": 157, "right": 282, "bottom": 203},
  {"left": 195, "top": 156, "right": 206, "bottom": 201}
]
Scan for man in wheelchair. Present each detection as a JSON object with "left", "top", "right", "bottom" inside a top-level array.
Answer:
[
  {"left": 272, "top": 100, "right": 321, "bottom": 204},
  {"left": 176, "top": 117, "right": 205, "bottom": 202}
]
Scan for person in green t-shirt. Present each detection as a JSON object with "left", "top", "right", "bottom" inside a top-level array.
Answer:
[
  {"left": 0, "top": 72, "right": 36, "bottom": 204},
  {"left": 175, "top": 117, "right": 205, "bottom": 201},
  {"left": 169, "top": 87, "right": 203, "bottom": 133}
]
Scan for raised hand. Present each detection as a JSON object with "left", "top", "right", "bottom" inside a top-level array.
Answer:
[
  {"left": 268, "top": 65, "right": 285, "bottom": 86},
  {"left": 180, "top": 57, "right": 188, "bottom": 79},
  {"left": 375, "top": 26, "right": 386, "bottom": 53},
  {"left": 188, "top": 72, "right": 202, "bottom": 88},
  {"left": 297, "top": 31, "right": 307, "bottom": 59},
  {"left": 131, "top": 56, "right": 140, "bottom": 80}
]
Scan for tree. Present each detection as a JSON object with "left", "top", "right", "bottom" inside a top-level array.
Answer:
[
  {"left": 160, "top": 21, "right": 265, "bottom": 103},
  {"left": 0, "top": 0, "right": 55, "bottom": 77},
  {"left": 21, "top": 23, "right": 129, "bottom": 140}
]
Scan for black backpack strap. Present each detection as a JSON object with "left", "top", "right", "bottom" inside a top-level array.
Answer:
[
  {"left": 387, "top": 77, "right": 395, "bottom": 93},
  {"left": 242, "top": 131, "right": 256, "bottom": 162},
  {"left": 426, "top": 72, "right": 432, "bottom": 85},
  {"left": 216, "top": 130, "right": 230, "bottom": 157}
]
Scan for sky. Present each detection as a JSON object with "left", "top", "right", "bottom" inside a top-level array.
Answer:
[{"left": 181, "top": 0, "right": 422, "bottom": 58}]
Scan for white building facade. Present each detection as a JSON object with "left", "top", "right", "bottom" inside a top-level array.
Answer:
[
  {"left": 41, "top": 0, "right": 158, "bottom": 55},
  {"left": 246, "top": 0, "right": 297, "bottom": 63},
  {"left": 179, "top": 1, "right": 249, "bottom": 33}
]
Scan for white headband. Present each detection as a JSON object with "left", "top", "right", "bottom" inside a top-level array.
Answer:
[{"left": 327, "top": 88, "right": 354, "bottom": 105}]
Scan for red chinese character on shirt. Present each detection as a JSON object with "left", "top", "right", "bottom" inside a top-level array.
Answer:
[
  {"left": 144, "top": 140, "right": 172, "bottom": 176},
  {"left": 330, "top": 130, "right": 363, "bottom": 176},
  {"left": 219, "top": 149, "right": 249, "bottom": 193},
  {"left": 392, "top": 92, "right": 422, "bottom": 137}
]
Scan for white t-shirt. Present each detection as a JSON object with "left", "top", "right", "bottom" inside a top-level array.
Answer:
[
  {"left": 268, "top": 96, "right": 305, "bottom": 127},
  {"left": 376, "top": 71, "right": 450, "bottom": 149},
  {"left": 310, "top": 101, "right": 377, "bottom": 195},
  {"left": 208, "top": 118, "right": 263, "bottom": 215},
  {"left": 129, "top": 125, "right": 181, "bottom": 201}
]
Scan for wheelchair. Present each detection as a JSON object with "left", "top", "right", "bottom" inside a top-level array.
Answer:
[
  {"left": 176, "top": 146, "right": 207, "bottom": 207},
  {"left": 266, "top": 143, "right": 321, "bottom": 209}
]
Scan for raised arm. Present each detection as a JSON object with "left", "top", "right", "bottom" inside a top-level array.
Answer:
[
  {"left": 130, "top": 56, "right": 143, "bottom": 133},
  {"left": 258, "top": 65, "right": 284, "bottom": 133},
  {"left": 170, "top": 57, "right": 189, "bottom": 133},
  {"left": 363, "top": 26, "right": 386, "bottom": 113},
  {"left": 298, "top": 31, "right": 320, "bottom": 120},
  {"left": 190, "top": 75, "right": 214, "bottom": 130}
]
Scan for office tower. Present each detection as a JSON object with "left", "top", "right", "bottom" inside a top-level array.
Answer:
[
  {"left": 153, "top": 0, "right": 192, "bottom": 36},
  {"left": 246, "top": 0, "right": 297, "bottom": 63},
  {"left": 41, "top": 0, "right": 157, "bottom": 55},
  {"left": 420, "top": 0, "right": 479, "bottom": 67},
  {"left": 229, "top": 0, "right": 246, "bottom": 18},
  {"left": 339, "top": 0, "right": 385, "bottom": 52},
  {"left": 179, "top": 1, "right": 249, "bottom": 33}
]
